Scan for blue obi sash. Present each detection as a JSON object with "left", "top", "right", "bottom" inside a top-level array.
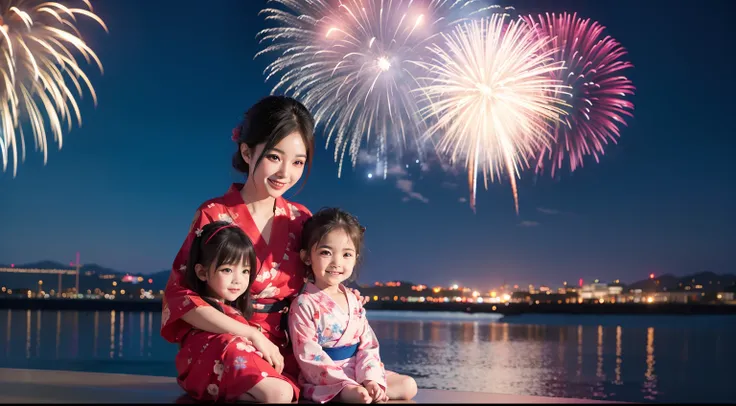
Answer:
[{"left": 322, "top": 343, "right": 359, "bottom": 361}]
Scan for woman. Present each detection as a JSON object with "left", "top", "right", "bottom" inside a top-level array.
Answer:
[{"left": 162, "top": 95, "right": 363, "bottom": 402}]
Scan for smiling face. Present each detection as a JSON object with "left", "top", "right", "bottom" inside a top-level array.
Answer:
[
  {"left": 241, "top": 131, "right": 308, "bottom": 200},
  {"left": 195, "top": 259, "right": 252, "bottom": 302},
  {"left": 303, "top": 228, "right": 358, "bottom": 290}
]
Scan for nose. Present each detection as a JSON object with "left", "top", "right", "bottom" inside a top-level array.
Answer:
[{"left": 275, "top": 160, "right": 288, "bottom": 178}]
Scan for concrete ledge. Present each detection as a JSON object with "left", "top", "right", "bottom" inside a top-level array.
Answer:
[{"left": 0, "top": 368, "right": 626, "bottom": 404}]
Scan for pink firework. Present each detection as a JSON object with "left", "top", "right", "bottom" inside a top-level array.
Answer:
[{"left": 522, "top": 12, "right": 635, "bottom": 177}]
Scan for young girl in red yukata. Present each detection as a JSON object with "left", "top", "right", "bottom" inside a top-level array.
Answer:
[
  {"left": 175, "top": 221, "right": 299, "bottom": 402},
  {"left": 289, "top": 208, "right": 418, "bottom": 404},
  {"left": 162, "top": 95, "right": 369, "bottom": 402}
]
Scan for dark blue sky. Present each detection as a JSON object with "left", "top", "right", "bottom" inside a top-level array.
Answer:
[{"left": 1, "top": 0, "right": 734, "bottom": 290}]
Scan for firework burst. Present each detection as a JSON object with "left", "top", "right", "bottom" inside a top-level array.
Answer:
[
  {"left": 416, "top": 14, "right": 570, "bottom": 213},
  {"left": 522, "top": 12, "right": 635, "bottom": 177},
  {"left": 256, "top": 0, "right": 510, "bottom": 178},
  {"left": 0, "top": 0, "right": 107, "bottom": 177}
]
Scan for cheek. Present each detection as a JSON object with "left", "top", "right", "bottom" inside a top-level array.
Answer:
[
  {"left": 311, "top": 257, "right": 327, "bottom": 270},
  {"left": 251, "top": 160, "right": 274, "bottom": 180},
  {"left": 290, "top": 165, "right": 306, "bottom": 178}
]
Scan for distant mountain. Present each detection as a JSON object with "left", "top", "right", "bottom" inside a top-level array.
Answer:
[
  {"left": 626, "top": 272, "right": 736, "bottom": 293},
  {"left": 1, "top": 260, "right": 69, "bottom": 270},
  {"left": 0, "top": 261, "right": 171, "bottom": 294},
  {"left": 626, "top": 273, "right": 680, "bottom": 291}
]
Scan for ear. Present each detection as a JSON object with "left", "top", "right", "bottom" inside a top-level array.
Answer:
[
  {"left": 194, "top": 264, "right": 208, "bottom": 282},
  {"left": 300, "top": 249, "right": 310, "bottom": 266},
  {"left": 240, "top": 143, "right": 252, "bottom": 165}
]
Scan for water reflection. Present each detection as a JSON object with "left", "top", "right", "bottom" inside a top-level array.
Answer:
[
  {"left": 55, "top": 311, "right": 61, "bottom": 359},
  {"left": 140, "top": 312, "right": 145, "bottom": 356},
  {"left": 110, "top": 310, "right": 116, "bottom": 359},
  {"left": 72, "top": 312, "right": 79, "bottom": 358},
  {"left": 35, "top": 310, "right": 41, "bottom": 357},
  {"left": 5, "top": 310, "right": 11, "bottom": 357},
  {"left": 93, "top": 311, "right": 99, "bottom": 356},
  {"left": 25, "top": 310, "right": 30, "bottom": 359},
  {"left": 615, "top": 325, "right": 623, "bottom": 385},
  {"left": 0, "top": 310, "right": 733, "bottom": 403},
  {"left": 576, "top": 325, "right": 583, "bottom": 377},
  {"left": 642, "top": 327, "right": 658, "bottom": 400},
  {"left": 596, "top": 325, "right": 604, "bottom": 380},
  {"left": 147, "top": 311, "right": 153, "bottom": 357},
  {"left": 118, "top": 311, "right": 125, "bottom": 358}
]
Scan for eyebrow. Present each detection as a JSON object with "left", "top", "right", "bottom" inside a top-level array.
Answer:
[{"left": 270, "top": 147, "right": 307, "bottom": 159}]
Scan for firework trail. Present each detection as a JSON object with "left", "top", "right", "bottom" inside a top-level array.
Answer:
[
  {"left": 416, "top": 14, "right": 570, "bottom": 213},
  {"left": 522, "top": 12, "right": 635, "bottom": 177},
  {"left": 0, "top": 0, "right": 107, "bottom": 177},
  {"left": 256, "top": 0, "right": 511, "bottom": 178}
]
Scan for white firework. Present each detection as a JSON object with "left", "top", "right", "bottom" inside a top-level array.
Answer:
[
  {"left": 416, "top": 14, "right": 570, "bottom": 212},
  {"left": 256, "top": 0, "right": 511, "bottom": 178}
]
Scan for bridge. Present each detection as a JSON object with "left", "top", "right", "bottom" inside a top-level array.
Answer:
[{"left": 0, "top": 265, "right": 81, "bottom": 297}]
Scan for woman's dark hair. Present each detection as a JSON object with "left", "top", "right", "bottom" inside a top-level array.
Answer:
[
  {"left": 185, "top": 221, "right": 258, "bottom": 318},
  {"left": 301, "top": 207, "right": 366, "bottom": 283},
  {"left": 232, "top": 95, "right": 316, "bottom": 189}
]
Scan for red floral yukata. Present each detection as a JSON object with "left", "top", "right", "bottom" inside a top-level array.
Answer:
[
  {"left": 174, "top": 301, "right": 298, "bottom": 401},
  {"left": 161, "top": 183, "right": 312, "bottom": 401}
]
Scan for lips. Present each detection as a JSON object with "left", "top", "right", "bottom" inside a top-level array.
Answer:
[
  {"left": 268, "top": 178, "right": 287, "bottom": 190},
  {"left": 228, "top": 288, "right": 241, "bottom": 294}
]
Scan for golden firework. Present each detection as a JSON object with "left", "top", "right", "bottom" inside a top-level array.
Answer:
[{"left": 0, "top": 0, "right": 107, "bottom": 177}]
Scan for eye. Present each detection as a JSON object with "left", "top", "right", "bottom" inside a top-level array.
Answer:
[
  {"left": 344, "top": 252, "right": 354, "bottom": 258},
  {"left": 220, "top": 268, "right": 233, "bottom": 274},
  {"left": 266, "top": 153, "right": 281, "bottom": 162},
  {"left": 242, "top": 269, "right": 250, "bottom": 275},
  {"left": 319, "top": 249, "right": 331, "bottom": 256},
  {"left": 293, "top": 160, "right": 305, "bottom": 167}
]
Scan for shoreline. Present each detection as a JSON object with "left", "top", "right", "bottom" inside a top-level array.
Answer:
[{"left": 2, "top": 297, "right": 735, "bottom": 315}]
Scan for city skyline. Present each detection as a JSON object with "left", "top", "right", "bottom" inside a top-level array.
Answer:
[
  {"left": 1, "top": 0, "right": 735, "bottom": 289},
  {"left": 1, "top": 259, "right": 733, "bottom": 295}
]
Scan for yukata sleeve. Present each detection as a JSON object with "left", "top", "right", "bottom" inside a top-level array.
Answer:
[
  {"left": 160, "top": 207, "right": 215, "bottom": 342},
  {"left": 289, "top": 298, "right": 359, "bottom": 387},
  {"left": 354, "top": 307, "right": 387, "bottom": 389}
]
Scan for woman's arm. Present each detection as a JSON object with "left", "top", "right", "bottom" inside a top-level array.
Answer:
[
  {"left": 181, "top": 305, "right": 259, "bottom": 337},
  {"left": 181, "top": 305, "right": 285, "bottom": 373}
]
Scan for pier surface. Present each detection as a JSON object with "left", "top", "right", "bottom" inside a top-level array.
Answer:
[{"left": 0, "top": 367, "right": 625, "bottom": 403}]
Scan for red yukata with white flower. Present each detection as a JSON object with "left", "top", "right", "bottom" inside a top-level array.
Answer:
[
  {"left": 175, "top": 302, "right": 298, "bottom": 401},
  {"left": 161, "top": 183, "right": 311, "bottom": 401}
]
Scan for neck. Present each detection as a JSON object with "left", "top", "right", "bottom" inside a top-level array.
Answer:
[
  {"left": 240, "top": 179, "right": 276, "bottom": 216},
  {"left": 314, "top": 280, "right": 342, "bottom": 296},
  {"left": 203, "top": 292, "right": 224, "bottom": 303}
]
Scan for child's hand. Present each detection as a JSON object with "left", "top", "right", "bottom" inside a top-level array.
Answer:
[
  {"left": 250, "top": 332, "right": 284, "bottom": 374},
  {"left": 349, "top": 288, "right": 370, "bottom": 305},
  {"left": 363, "top": 380, "right": 388, "bottom": 403}
]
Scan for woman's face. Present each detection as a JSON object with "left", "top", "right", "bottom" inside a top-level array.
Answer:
[{"left": 242, "top": 131, "right": 308, "bottom": 199}]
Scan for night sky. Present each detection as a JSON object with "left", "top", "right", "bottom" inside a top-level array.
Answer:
[{"left": 1, "top": 0, "right": 734, "bottom": 290}]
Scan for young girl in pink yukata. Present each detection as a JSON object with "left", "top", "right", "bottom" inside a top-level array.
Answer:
[
  {"left": 288, "top": 208, "right": 418, "bottom": 403},
  {"left": 175, "top": 221, "right": 299, "bottom": 402}
]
